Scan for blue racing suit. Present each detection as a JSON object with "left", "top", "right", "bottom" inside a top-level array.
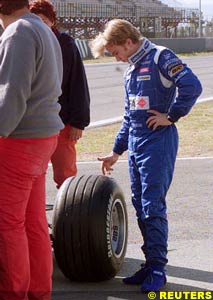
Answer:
[{"left": 113, "top": 39, "right": 202, "bottom": 266}]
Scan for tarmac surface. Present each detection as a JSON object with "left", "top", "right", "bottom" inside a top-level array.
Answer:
[{"left": 46, "top": 157, "right": 213, "bottom": 299}]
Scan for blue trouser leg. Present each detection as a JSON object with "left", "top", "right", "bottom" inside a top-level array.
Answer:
[{"left": 128, "top": 126, "right": 178, "bottom": 266}]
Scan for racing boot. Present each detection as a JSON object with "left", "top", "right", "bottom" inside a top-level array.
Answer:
[
  {"left": 140, "top": 265, "right": 166, "bottom": 292},
  {"left": 123, "top": 263, "right": 149, "bottom": 284}
]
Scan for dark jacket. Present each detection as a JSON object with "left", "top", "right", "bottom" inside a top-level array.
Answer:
[{"left": 55, "top": 30, "right": 90, "bottom": 129}]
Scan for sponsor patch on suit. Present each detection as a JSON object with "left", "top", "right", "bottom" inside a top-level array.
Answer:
[
  {"left": 129, "top": 95, "right": 150, "bottom": 110},
  {"left": 169, "top": 64, "right": 184, "bottom": 77},
  {"left": 137, "top": 75, "right": 151, "bottom": 81},
  {"left": 136, "top": 96, "right": 150, "bottom": 109},
  {"left": 139, "top": 67, "right": 150, "bottom": 73}
]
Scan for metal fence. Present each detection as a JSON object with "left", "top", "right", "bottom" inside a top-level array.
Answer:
[{"left": 54, "top": 1, "right": 200, "bottom": 39}]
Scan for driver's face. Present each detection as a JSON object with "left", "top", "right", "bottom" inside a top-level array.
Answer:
[{"left": 106, "top": 39, "right": 136, "bottom": 62}]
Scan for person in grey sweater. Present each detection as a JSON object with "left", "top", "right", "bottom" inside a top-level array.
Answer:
[
  {"left": 0, "top": 1, "right": 63, "bottom": 299},
  {"left": 0, "top": 4, "right": 63, "bottom": 138}
]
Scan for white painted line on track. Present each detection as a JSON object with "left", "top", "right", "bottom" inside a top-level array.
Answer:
[
  {"left": 177, "top": 156, "right": 213, "bottom": 160},
  {"left": 48, "top": 156, "right": 213, "bottom": 167},
  {"left": 88, "top": 116, "right": 122, "bottom": 128},
  {"left": 197, "top": 96, "right": 213, "bottom": 103},
  {"left": 76, "top": 156, "right": 213, "bottom": 165}
]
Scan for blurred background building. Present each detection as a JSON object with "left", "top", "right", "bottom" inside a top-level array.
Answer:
[{"left": 49, "top": 0, "right": 212, "bottom": 39}]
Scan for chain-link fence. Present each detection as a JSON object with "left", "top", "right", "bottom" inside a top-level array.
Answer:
[{"left": 54, "top": 1, "right": 201, "bottom": 39}]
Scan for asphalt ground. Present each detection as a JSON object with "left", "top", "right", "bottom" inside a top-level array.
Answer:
[{"left": 46, "top": 157, "right": 213, "bottom": 299}]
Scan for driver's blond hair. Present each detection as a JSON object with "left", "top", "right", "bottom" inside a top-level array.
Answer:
[{"left": 90, "top": 19, "right": 141, "bottom": 58}]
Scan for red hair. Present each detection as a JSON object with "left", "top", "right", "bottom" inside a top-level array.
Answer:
[
  {"left": 0, "top": 0, "right": 29, "bottom": 15},
  {"left": 29, "top": 0, "right": 57, "bottom": 28}
]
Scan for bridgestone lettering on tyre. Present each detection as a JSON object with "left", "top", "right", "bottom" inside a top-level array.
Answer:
[{"left": 52, "top": 174, "right": 128, "bottom": 281}]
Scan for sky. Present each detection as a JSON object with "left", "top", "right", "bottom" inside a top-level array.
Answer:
[
  {"left": 182, "top": 0, "right": 213, "bottom": 20},
  {"left": 162, "top": 0, "right": 213, "bottom": 20}
]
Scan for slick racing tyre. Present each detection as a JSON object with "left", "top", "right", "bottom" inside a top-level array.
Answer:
[{"left": 52, "top": 174, "right": 128, "bottom": 282}]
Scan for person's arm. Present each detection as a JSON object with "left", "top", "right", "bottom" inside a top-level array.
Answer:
[
  {"left": 69, "top": 127, "right": 83, "bottom": 141},
  {"left": 158, "top": 49, "right": 203, "bottom": 122},
  {"left": 112, "top": 87, "right": 130, "bottom": 155},
  {"left": 98, "top": 100, "right": 130, "bottom": 175},
  {"left": 146, "top": 110, "right": 172, "bottom": 130},
  {"left": 0, "top": 31, "right": 35, "bottom": 136},
  {"left": 98, "top": 76, "right": 130, "bottom": 175},
  {"left": 98, "top": 151, "right": 119, "bottom": 175},
  {"left": 98, "top": 110, "right": 129, "bottom": 176},
  {"left": 59, "top": 34, "right": 90, "bottom": 130}
]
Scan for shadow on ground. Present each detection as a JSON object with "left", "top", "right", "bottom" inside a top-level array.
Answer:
[{"left": 52, "top": 257, "right": 212, "bottom": 300}]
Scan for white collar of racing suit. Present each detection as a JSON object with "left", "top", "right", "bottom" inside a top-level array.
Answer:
[{"left": 128, "top": 38, "right": 155, "bottom": 65}]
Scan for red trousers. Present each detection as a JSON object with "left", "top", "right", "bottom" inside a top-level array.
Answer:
[
  {"left": 0, "top": 136, "right": 57, "bottom": 300},
  {"left": 51, "top": 124, "right": 77, "bottom": 188}
]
